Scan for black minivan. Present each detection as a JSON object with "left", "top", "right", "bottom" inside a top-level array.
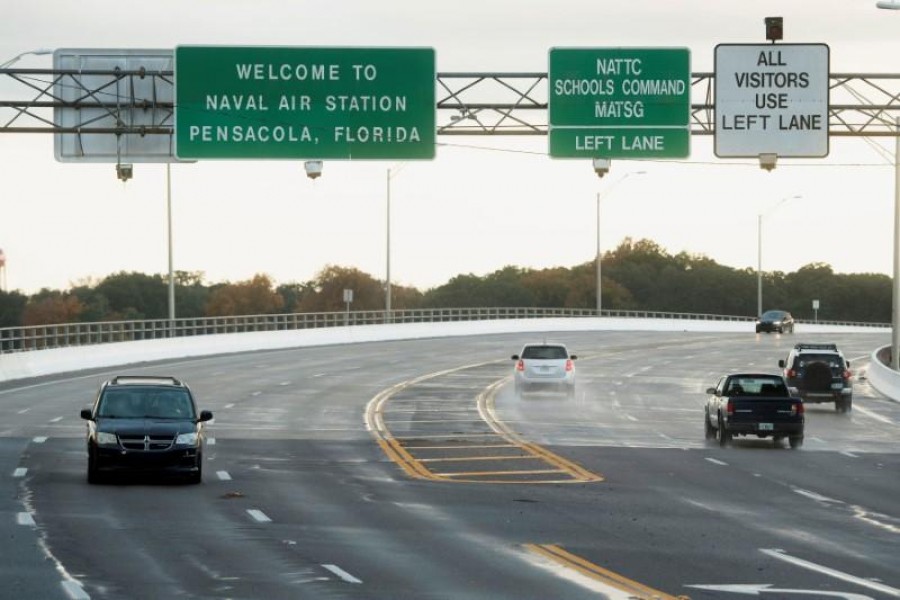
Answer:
[{"left": 80, "top": 376, "right": 213, "bottom": 484}]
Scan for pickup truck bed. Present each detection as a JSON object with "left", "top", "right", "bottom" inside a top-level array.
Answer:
[{"left": 705, "top": 374, "right": 805, "bottom": 449}]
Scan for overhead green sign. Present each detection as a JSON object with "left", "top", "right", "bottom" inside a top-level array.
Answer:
[
  {"left": 548, "top": 47, "right": 691, "bottom": 159},
  {"left": 174, "top": 46, "right": 435, "bottom": 160}
]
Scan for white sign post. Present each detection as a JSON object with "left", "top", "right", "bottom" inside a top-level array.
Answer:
[{"left": 714, "top": 44, "right": 829, "bottom": 158}]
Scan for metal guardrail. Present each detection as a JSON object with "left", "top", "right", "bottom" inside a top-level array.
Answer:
[{"left": 0, "top": 307, "right": 887, "bottom": 354}]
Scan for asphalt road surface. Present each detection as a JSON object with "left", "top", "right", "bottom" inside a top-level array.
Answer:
[{"left": 1, "top": 329, "right": 898, "bottom": 599}]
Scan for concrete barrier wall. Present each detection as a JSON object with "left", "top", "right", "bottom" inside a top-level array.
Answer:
[
  {"left": 865, "top": 345, "right": 900, "bottom": 402},
  {"left": 0, "top": 317, "right": 890, "bottom": 386}
]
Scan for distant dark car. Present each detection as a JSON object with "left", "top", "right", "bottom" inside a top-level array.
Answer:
[
  {"left": 80, "top": 376, "right": 213, "bottom": 484},
  {"left": 779, "top": 343, "right": 853, "bottom": 413},
  {"left": 704, "top": 373, "right": 804, "bottom": 449},
  {"left": 756, "top": 309, "right": 794, "bottom": 334}
]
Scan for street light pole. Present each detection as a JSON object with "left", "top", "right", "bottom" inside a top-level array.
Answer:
[
  {"left": 757, "top": 195, "right": 801, "bottom": 318},
  {"left": 892, "top": 116, "right": 900, "bottom": 369},
  {"left": 386, "top": 168, "right": 392, "bottom": 322},
  {"left": 596, "top": 191, "right": 602, "bottom": 315},
  {"left": 0, "top": 48, "right": 53, "bottom": 69},
  {"left": 596, "top": 171, "right": 645, "bottom": 315}
]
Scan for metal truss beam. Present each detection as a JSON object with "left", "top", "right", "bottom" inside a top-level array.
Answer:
[{"left": 1, "top": 68, "right": 898, "bottom": 139}]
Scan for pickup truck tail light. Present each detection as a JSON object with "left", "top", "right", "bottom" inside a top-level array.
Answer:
[
  {"left": 565, "top": 359, "right": 574, "bottom": 372},
  {"left": 787, "top": 369, "right": 797, "bottom": 378},
  {"left": 516, "top": 360, "right": 525, "bottom": 372},
  {"left": 726, "top": 400, "right": 734, "bottom": 415},
  {"left": 791, "top": 402, "right": 804, "bottom": 416}
]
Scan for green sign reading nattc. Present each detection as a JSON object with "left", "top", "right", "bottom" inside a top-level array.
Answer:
[
  {"left": 548, "top": 47, "right": 691, "bottom": 159},
  {"left": 175, "top": 46, "right": 435, "bottom": 160}
]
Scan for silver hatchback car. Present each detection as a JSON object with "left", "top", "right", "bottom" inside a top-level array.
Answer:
[{"left": 511, "top": 343, "right": 577, "bottom": 396}]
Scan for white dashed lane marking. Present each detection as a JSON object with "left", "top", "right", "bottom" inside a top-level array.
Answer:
[
  {"left": 705, "top": 458, "right": 728, "bottom": 466},
  {"left": 17, "top": 512, "right": 36, "bottom": 526},
  {"left": 322, "top": 564, "right": 363, "bottom": 584},
  {"left": 13, "top": 467, "right": 27, "bottom": 477},
  {"left": 33, "top": 436, "right": 48, "bottom": 443},
  {"left": 216, "top": 471, "right": 232, "bottom": 481},
  {"left": 247, "top": 509, "right": 271, "bottom": 523}
]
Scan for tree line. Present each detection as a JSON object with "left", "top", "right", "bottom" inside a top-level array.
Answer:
[{"left": 0, "top": 238, "right": 891, "bottom": 328}]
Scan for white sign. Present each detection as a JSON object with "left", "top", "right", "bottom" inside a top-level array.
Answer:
[
  {"left": 812, "top": 299, "right": 820, "bottom": 310},
  {"left": 715, "top": 44, "right": 829, "bottom": 158},
  {"left": 343, "top": 289, "right": 354, "bottom": 303},
  {"left": 53, "top": 49, "right": 178, "bottom": 163}
]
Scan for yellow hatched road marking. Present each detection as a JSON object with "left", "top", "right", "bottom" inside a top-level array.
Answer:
[
  {"left": 365, "top": 362, "right": 604, "bottom": 484},
  {"left": 418, "top": 455, "right": 534, "bottom": 463},
  {"left": 440, "top": 469, "right": 566, "bottom": 478}
]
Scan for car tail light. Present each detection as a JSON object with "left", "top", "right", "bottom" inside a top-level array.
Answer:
[
  {"left": 565, "top": 359, "right": 574, "bottom": 372},
  {"left": 726, "top": 400, "right": 734, "bottom": 415},
  {"left": 516, "top": 359, "right": 525, "bottom": 372}
]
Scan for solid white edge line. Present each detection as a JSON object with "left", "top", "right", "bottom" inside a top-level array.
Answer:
[
  {"left": 761, "top": 548, "right": 900, "bottom": 597},
  {"left": 855, "top": 405, "right": 894, "bottom": 425},
  {"left": 13, "top": 467, "right": 27, "bottom": 477},
  {"left": 17, "top": 512, "right": 36, "bottom": 526},
  {"left": 322, "top": 564, "right": 363, "bottom": 584},
  {"left": 247, "top": 509, "right": 271, "bottom": 523},
  {"left": 216, "top": 471, "right": 231, "bottom": 481},
  {"left": 61, "top": 580, "right": 90, "bottom": 600}
]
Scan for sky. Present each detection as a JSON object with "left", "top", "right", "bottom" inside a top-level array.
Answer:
[{"left": 1, "top": 0, "right": 898, "bottom": 296}]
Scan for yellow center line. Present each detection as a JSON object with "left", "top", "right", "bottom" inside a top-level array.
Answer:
[{"left": 524, "top": 544, "right": 689, "bottom": 600}]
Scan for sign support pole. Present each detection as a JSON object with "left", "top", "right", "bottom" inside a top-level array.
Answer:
[{"left": 167, "top": 163, "right": 176, "bottom": 335}]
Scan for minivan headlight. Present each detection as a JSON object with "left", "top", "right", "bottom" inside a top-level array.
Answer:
[
  {"left": 176, "top": 432, "right": 199, "bottom": 446},
  {"left": 97, "top": 431, "right": 118, "bottom": 446}
]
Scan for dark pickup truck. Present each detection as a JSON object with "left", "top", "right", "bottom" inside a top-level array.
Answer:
[{"left": 705, "top": 373, "right": 804, "bottom": 449}]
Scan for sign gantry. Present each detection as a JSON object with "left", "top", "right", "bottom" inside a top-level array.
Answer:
[{"left": 0, "top": 58, "right": 898, "bottom": 165}]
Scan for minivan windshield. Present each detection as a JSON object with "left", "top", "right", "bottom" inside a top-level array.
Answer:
[{"left": 98, "top": 387, "right": 195, "bottom": 419}]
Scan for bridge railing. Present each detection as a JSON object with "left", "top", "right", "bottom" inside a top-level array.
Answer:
[{"left": 0, "top": 308, "right": 886, "bottom": 354}]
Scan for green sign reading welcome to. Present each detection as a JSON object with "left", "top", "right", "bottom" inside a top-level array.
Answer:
[{"left": 175, "top": 46, "right": 435, "bottom": 160}]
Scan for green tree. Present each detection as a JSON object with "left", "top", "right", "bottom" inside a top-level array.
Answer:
[
  {"left": 205, "top": 274, "right": 284, "bottom": 316},
  {"left": 0, "top": 290, "right": 27, "bottom": 327},
  {"left": 96, "top": 271, "right": 168, "bottom": 320},
  {"left": 296, "top": 265, "right": 385, "bottom": 312},
  {"left": 22, "top": 289, "right": 83, "bottom": 326}
]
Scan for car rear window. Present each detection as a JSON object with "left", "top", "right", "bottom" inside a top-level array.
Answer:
[
  {"left": 795, "top": 354, "right": 843, "bottom": 368},
  {"left": 726, "top": 377, "right": 789, "bottom": 396},
  {"left": 522, "top": 346, "right": 568, "bottom": 360}
]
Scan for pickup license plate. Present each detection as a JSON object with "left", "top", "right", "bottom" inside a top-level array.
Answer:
[
  {"left": 831, "top": 383, "right": 844, "bottom": 390},
  {"left": 759, "top": 423, "right": 774, "bottom": 431}
]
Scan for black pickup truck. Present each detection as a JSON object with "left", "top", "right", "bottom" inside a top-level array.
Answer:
[{"left": 705, "top": 373, "right": 804, "bottom": 449}]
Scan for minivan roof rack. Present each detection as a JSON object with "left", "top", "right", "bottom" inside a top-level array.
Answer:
[{"left": 110, "top": 375, "right": 182, "bottom": 386}]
